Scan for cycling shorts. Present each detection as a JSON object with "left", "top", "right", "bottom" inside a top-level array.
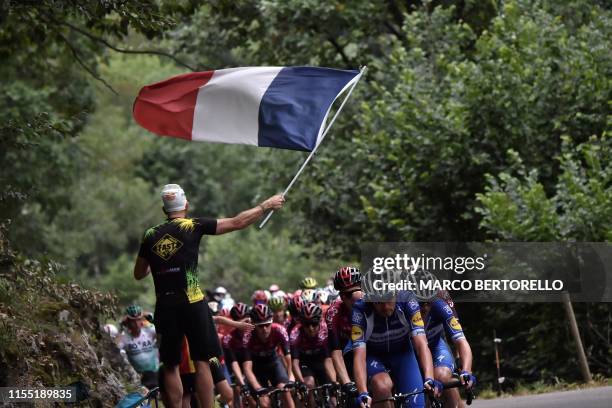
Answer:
[
  {"left": 155, "top": 297, "right": 222, "bottom": 365},
  {"left": 300, "top": 358, "right": 330, "bottom": 385},
  {"left": 429, "top": 337, "right": 456, "bottom": 372},
  {"left": 252, "top": 357, "right": 289, "bottom": 387},
  {"left": 366, "top": 350, "right": 424, "bottom": 408}
]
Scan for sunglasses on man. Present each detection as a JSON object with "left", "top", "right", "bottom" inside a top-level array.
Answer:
[{"left": 303, "top": 321, "right": 320, "bottom": 328}]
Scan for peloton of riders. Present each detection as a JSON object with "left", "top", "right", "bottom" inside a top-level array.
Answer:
[{"left": 109, "top": 268, "right": 476, "bottom": 408}]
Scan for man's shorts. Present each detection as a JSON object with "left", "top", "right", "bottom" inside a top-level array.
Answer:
[
  {"left": 155, "top": 297, "right": 222, "bottom": 366},
  {"left": 429, "top": 337, "right": 456, "bottom": 372},
  {"left": 299, "top": 358, "right": 330, "bottom": 385},
  {"left": 251, "top": 357, "right": 289, "bottom": 387},
  {"left": 366, "top": 350, "right": 424, "bottom": 408}
]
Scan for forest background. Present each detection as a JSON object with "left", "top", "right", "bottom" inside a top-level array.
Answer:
[{"left": 1, "top": 0, "right": 610, "bottom": 391}]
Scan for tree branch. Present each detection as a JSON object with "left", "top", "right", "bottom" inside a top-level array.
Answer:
[
  {"left": 52, "top": 18, "right": 198, "bottom": 72},
  {"left": 56, "top": 32, "right": 119, "bottom": 95},
  {"left": 327, "top": 37, "right": 351, "bottom": 68}
]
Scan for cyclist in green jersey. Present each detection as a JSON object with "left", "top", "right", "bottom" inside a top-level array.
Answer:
[{"left": 133, "top": 184, "right": 284, "bottom": 408}]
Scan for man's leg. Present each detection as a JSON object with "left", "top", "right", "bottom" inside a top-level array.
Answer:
[
  {"left": 164, "top": 364, "right": 184, "bottom": 408},
  {"left": 194, "top": 360, "right": 215, "bottom": 408}
]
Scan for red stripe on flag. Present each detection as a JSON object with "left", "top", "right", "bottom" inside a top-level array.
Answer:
[{"left": 133, "top": 71, "right": 215, "bottom": 140}]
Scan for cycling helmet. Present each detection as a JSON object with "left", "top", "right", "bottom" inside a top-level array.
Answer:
[
  {"left": 219, "top": 306, "right": 231, "bottom": 318},
  {"left": 333, "top": 266, "right": 361, "bottom": 291},
  {"left": 230, "top": 303, "right": 251, "bottom": 321},
  {"left": 251, "top": 290, "right": 268, "bottom": 305},
  {"left": 316, "top": 289, "right": 330, "bottom": 305},
  {"left": 302, "top": 289, "right": 315, "bottom": 302},
  {"left": 268, "top": 296, "right": 285, "bottom": 312},
  {"left": 300, "top": 277, "right": 318, "bottom": 289},
  {"left": 269, "top": 284, "right": 280, "bottom": 293},
  {"left": 125, "top": 304, "right": 143, "bottom": 319},
  {"left": 250, "top": 304, "right": 273, "bottom": 324},
  {"left": 288, "top": 293, "right": 306, "bottom": 316},
  {"left": 214, "top": 286, "right": 228, "bottom": 295},
  {"left": 301, "top": 302, "right": 322, "bottom": 322}
]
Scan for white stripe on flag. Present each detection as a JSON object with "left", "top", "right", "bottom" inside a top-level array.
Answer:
[{"left": 191, "top": 67, "right": 283, "bottom": 145}]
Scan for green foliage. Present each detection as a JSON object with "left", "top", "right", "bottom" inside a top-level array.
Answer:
[{"left": 202, "top": 228, "right": 347, "bottom": 300}]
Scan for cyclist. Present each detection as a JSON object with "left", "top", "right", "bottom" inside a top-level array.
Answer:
[
  {"left": 252, "top": 289, "right": 269, "bottom": 306},
  {"left": 351, "top": 291, "right": 442, "bottom": 408},
  {"left": 287, "top": 293, "right": 307, "bottom": 334},
  {"left": 300, "top": 277, "right": 318, "bottom": 290},
  {"left": 269, "top": 296, "right": 291, "bottom": 330},
  {"left": 290, "top": 303, "right": 336, "bottom": 405},
  {"left": 223, "top": 303, "right": 251, "bottom": 402},
  {"left": 420, "top": 290, "right": 475, "bottom": 407},
  {"left": 133, "top": 183, "right": 285, "bottom": 408},
  {"left": 242, "top": 304, "right": 295, "bottom": 408},
  {"left": 325, "top": 267, "right": 362, "bottom": 394},
  {"left": 117, "top": 304, "right": 159, "bottom": 390}
]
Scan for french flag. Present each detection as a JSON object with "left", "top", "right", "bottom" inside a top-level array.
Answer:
[{"left": 133, "top": 66, "right": 360, "bottom": 152}]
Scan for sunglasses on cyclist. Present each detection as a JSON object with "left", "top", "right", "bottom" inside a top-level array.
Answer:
[
  {"left": 303, "top": 321, "right": 320, "bottom": 328},
  {"left": 255, "top": 322, "right": 272, "bottom": 328}
]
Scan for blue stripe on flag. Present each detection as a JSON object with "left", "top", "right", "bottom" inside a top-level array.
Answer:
[{"left": 257, "top": 67, "right": 359, "bottom": 152}]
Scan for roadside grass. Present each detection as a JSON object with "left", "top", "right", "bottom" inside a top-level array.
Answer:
[{"left": 477, "top": 375, "right": 611, "bottom": 399}]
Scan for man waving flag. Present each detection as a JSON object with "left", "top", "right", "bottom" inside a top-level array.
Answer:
[{"left": 133, "top": 66, "right": 360, "bottom": 152}]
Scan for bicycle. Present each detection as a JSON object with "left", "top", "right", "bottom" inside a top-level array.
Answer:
[
  {"left": 247, "top": 382, "right": 296, "bottom": 408},
  {"left": 369, "top": 379, "right": 474, "bottom": 408},
  {"left": 298, "top": 382, "right": 339, "bottom": 408}
]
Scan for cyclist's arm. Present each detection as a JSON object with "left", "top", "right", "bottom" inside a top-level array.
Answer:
[
  {"left": 231, "top": 360, "right": 245, "bottom": 386},
  {"left": 242, "top": 360, "right": 262, "bottom": 390},
  {"left": 331, "top": 350, "right": 351, "bottom": 384},
  {"left": 411, "top": 334, "right": 434, "bottom": 380},
  {"left": 284, "top": 353, "right": 295, "bottom": 382},
  {"left": 133, "top": 256, "right": 150, "bottom": 280},
  {"left": 453, "top": 338, "right": 473, "bottom": 373},
  {"left": 353, "top": 346, "right": 368, "bottom": 394},
  {"left": 292, "top": 358, "right": 304, "bottom": 383},
  {"left": 323, "top": 357, "right": 337, "bottom": 383},
  {"left": 216, "top": 195, "right": 284, "bottom": 234},
  {"left": 214, "top": 316, "right": 254, "bottom": 331}
]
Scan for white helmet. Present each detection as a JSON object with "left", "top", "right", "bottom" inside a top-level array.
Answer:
[
  {"left": 103, "top": 323, "right": 118, "bottom": 338},
  {"left": 214, "top": 286, "right": 228, "bottom": 295}
]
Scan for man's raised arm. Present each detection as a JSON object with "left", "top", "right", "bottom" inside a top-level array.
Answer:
[{"left": 216, "top": 194, "right": 285, "bottom": 234}]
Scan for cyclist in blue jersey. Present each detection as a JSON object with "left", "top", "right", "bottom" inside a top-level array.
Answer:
[
  {"left": 351, "top": 291, "right": 442, "bottom": 408},
  {"left": 421, "top": 290, "right": 475, "bottom": 408}
]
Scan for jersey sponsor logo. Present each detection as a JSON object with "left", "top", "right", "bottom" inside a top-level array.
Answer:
[
  {"left": 351, "top": 325, "right": 364, "bottom": 340},
  {"left": 447, "top": 316, "right": 462, "bottom": 331},
  {"left": 152, "top": 234, "right": 183, "bottom": 260},
  {"left": 411, "top": 311, "right": 424, "bottom": 327}
]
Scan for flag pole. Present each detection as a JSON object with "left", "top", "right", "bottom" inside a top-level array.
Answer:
[{"left": 259, "top": 66, "right": 367, "bottom": 229}]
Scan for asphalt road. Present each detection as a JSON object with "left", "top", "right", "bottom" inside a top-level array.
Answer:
[{"left": 470, "top": 386, "right": 612, "bottom": 408}]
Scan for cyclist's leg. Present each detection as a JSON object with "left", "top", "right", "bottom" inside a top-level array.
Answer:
[
  {"left": 253, "top": 363, "right": 273, "bottom": 408},
  {"left": 388, "top": 350, "right": 424, "bottom": 408},
  {"left": 299, "top": 364, "right": 316, "bottom": 407},
  {"left": 431, "top": 339, "right": 462, "bottom": 408},
  {"left": 268, "top": 357, "right": 293, "bottom": 408},
  {"left": 367, "top": 355, "right": 394, "bottom": 408}
]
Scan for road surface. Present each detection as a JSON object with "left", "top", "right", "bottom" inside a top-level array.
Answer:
[{"left": 471, "top": 386, "right": 612, "bottom": 408}]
